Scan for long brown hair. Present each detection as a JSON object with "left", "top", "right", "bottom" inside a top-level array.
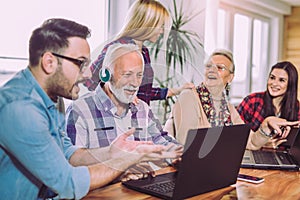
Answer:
[{"left": 263, "top": 61, "right": 299, "bottom": 120}]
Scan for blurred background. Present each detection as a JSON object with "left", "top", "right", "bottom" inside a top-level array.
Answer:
[{"left": 1, "top": 0, "right": 299, "bottom": 123}]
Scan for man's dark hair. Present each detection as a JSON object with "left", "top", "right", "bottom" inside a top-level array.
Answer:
[{"left": 29, "top": 18, "right": 91, "bottom": 66}]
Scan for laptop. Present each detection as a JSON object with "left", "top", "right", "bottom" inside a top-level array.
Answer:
[
  {"left": 241, "top": 128, "right": 300, "bottom": 170},
  {"left": 122, "top": 124, "right": 250, "bottom": 200}
]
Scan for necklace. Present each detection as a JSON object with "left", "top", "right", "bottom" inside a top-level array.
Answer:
[{"left": 196, "top": 83, "right": 233, "bottom": 127}]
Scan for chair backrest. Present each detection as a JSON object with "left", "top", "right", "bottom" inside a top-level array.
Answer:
[{"left": 56, "top": 96, "right": 65, "bottom": 115}]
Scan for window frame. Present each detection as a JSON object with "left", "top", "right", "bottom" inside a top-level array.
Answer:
[{"left": 210, "top": 1, "right": 286, "bottom": 105}]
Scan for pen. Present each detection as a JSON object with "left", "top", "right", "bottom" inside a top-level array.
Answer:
[
  {"left": 128, "top": 127, "right": 143, "bottom": 131},
  {"left": 94, "top": 127, "right": 114, "bottom": 131}
]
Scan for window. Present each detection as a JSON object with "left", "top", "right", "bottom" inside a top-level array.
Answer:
[
  {"left": 216, "top": 3, "right": 271, "bottom": 105},
  {"left": 0, "top": 0, "right": 107, "bottom": 86}
]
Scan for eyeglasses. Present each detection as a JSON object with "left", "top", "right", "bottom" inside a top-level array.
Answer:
[
  {"left": 51, "top": 52, "right": 90, "bottom": 73},
  {"left": 205, "top": 63, "right": 233, "bottom": 73}
]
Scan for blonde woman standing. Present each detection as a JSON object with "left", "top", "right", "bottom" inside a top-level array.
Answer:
[{"left": 85, "top": 0, "right": 193, "bottom": 105}]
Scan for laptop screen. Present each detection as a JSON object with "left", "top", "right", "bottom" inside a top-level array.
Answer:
[
  {"left": 122, "top": 125, "right": 251, "bottom": 200},
  {"left": 289, "top": 128, "right": 300, "bottom": 164},
  {"left": 172, "top": 124, "right": 250, "bottom": 199}
]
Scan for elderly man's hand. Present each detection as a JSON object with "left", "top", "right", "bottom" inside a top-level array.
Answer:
[{"left": 109, "top": 128, "right": 182, "bottom": 163}]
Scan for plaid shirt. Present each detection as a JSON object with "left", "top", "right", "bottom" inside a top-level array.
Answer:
[
  {"left": 237, "top": 91, "right": 300, "bottom": 131},
  {"left": 84, "top": 37, "right": 168, "bottom": 105},
  {"left": 65, "top": 85, "right": 178, "bottom": 148}
]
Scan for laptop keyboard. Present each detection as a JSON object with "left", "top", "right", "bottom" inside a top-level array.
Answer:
[
  {"left": 143, "top": 180, "right": 175, "bottom": 194},
  {"left": 277, "top": 152, "right": 292, "bottom": 165},
  {"left": 252, "top": 151, "right": 292, "bottom": 165},
  {"left": 253, "top": 151, "right": 279, "bottom": 165}
]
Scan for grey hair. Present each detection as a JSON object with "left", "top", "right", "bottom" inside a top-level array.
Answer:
[
  {"left": 208, "top": 49, "right": 235, "bottom": 74},
  {"left": 102, "top": 43, "right": 144, "bottom": 74}
]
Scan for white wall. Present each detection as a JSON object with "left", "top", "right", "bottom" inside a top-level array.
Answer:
[
  {"left": 0, "top": 0, "right": 106, "bottom": 70},
  {"left": 107, "top": 0, "right": 131, "bottom": 39},
  {"left": 0, "top": 0, "right": 107, "bottom": 89}
]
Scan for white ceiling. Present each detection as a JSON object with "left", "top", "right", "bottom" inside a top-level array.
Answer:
[
  {"left": 281, "top": 0, "right": 300, "bottom": 6},
  {"left": 243, "top": 0, "right": 300, "bottom": 15}
]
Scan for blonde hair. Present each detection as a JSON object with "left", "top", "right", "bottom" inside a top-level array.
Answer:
[{"left": 116, "top": 0, "right": 171, "bottom": 44}]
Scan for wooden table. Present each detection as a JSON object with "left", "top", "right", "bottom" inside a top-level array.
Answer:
[{"left": 83, "top": 167, "right": 300, "bottom": 199}]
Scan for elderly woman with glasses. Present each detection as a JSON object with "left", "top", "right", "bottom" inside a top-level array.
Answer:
[{"left": 164, "top": 49, "right": 299, "bottom": 150}]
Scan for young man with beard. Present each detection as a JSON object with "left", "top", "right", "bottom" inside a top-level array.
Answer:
[
  {"left": 0, "top": 19, "right": 181, "bottom": 200},
  {"left": 66, "top": 43, "right": 181, "bottom": 180}
]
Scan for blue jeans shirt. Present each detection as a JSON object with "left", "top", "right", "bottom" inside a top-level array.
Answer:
[{"left": 0, "top": 68, "right": 90, "bottom": 199}]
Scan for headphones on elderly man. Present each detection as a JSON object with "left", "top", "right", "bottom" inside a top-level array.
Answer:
[
  {"left": 99, "top": 43, "right": 142, "bottom": 83},
  {"left": 99, "top": 67, "right": 111, "bottom": 83}
]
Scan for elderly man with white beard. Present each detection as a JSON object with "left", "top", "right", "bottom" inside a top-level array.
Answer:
[{"left": 65, "top": 43, "right": 181, "bottom": 182}]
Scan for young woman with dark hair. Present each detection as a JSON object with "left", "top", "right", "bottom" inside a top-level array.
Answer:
[
  {"left": 263, "top": 61, "right": 299, "bottom": 122},
  {"left": 238, "top": 61, "right": 300, "bottom": 148}
]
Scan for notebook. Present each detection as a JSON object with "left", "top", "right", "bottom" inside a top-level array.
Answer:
[
  {"left": 241, "top": 128, "right": 300, "bottom": 170},
  {"left": 122, "top": 124, "right": 250, "bottom": 200}
]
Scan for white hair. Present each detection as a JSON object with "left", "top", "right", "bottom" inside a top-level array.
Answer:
[{"left": 102, "top": 43, "right": 144, "bottom": 74}]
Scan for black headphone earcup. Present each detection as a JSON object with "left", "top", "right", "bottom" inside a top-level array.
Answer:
[{"left": 99, "top": 68, "right": 111, "bottom": 82}]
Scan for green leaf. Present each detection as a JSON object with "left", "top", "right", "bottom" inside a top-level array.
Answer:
[{"left": 148, "top": 0, "right": 204, "bottom": 123}]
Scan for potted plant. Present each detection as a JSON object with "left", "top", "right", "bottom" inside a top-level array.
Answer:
[{"left": 148, "top": 0, "right": 203, "bottom": 123}]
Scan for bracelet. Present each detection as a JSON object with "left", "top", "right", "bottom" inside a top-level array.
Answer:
[{"left": 259, "top": 127, "right": 273, "bottom": 138}]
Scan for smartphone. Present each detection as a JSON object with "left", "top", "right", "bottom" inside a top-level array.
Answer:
[{"left": 237, "top": 174, "right": 264, "bottom": 184}]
